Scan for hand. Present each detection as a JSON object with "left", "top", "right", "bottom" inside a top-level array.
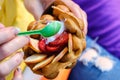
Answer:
[
  {"left": 24, "top": 0, "right": 87, "bottom": 34},
  {"left": 0, "top": 24, "right": 29, "bottom": 80},
  {"left": 59, "top": 0, "right": 88, "bottom": 35}
]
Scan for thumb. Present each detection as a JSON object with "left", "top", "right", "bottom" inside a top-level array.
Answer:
[{"left": 24, "top": 0, "right": 44, "bottom": 20}]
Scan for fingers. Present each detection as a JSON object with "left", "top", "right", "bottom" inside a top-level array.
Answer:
[
  {"left": 0, "top": 36, "right": 29, "bottom": 60},
  {"left": 40, "top": 0, "right": 55, "bottom": 10},
  {"left": 61, "top": 0, "right": 82, "bottom": 19},
  {"left": 12, "top": 67, "right": 23, "bottom": 80},
  {"left": 81, "top": 10, "right": 88, "bottom": 35},
  {"left": 0, "top": 52, "right": 24, "bottom": 77},
  {"left": 0, "top": 23, "right": 4, "bottom": 29},
  {"left": 61, "top": 0, "right": 88, "bottom": 35},
  {"left": 24, "top": 0, "right": 44, "bottom": 20},
  {"left": 0, "top": 77, "right": 5, "bottom": 80},
  {"left": 24, "top": 0, "right": 87, "bottom": 34},
  {"left": 0, "top": 27, "right": 19, "bottom": 44}
]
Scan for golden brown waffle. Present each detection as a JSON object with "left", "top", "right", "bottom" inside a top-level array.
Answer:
[{"left": 23, "top": 0, "right": 86, "bottom": 79}]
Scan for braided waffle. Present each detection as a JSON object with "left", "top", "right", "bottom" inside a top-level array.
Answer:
[{"left": 23, "top": 0, "right": 86, "bottom": 79}]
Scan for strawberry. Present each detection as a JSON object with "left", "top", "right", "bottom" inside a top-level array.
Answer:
[
  {"left": 38, "top": 39, "right": 46, "bottom": 52},
  {"left": 48, "top": 32, "right": 69, "bottom": 46},
  {"left": 46, "top": 45, "right": 60, "bottom": 52},
  {"left": 38, "top": 31, "right": 69, "bottom": 53}
]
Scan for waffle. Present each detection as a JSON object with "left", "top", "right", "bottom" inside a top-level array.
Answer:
[{"left": 23, "top": 0, "right": 86, "bottom": 79}]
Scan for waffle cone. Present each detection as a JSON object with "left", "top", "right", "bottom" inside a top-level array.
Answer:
[{"left": 23, "top": 0, "right": 86, "bottom": 79}]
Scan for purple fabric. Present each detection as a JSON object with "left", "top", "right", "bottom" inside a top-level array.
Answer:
[{"left": 73, "top": 0, "right": 120, "bottom": 58}]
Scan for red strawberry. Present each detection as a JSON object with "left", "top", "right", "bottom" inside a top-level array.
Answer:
[
  {"left": 46, "top": 45, "right": 60, "bottom": 52},
  {"left": 38, "top": 39, "right": 46, "bottom": 52},
  {"left": 38, "top": 31, "right": 69, "bottom": 53},
  {"left": 49, "top": 32, "right": 69, "bottom": 46}
]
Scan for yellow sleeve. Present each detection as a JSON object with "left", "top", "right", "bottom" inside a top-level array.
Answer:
[{"left": 0, "top": 0, "right": 34, "bottom": 31}]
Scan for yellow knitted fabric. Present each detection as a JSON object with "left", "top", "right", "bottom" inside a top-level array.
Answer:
[
  {"left": 0, "top": 0, "right": 34, "bottom": 80},
  {"left": 0, "top": 0, "right": 34, "bottom": 31}
]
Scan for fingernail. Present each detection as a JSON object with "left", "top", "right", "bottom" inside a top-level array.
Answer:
[
  {"left": 24, "top": 35, "right": 30, "bottom": 38},
  {"left": 0, "top": 23, "right": 4, "bottom": 29},
  {"left": 17, "top": 51, "right": 24, "bottom": 57},
  {"left": 21, "top": 52, "right": 24, "bottom": 57},
  {"left": 24, "top": 36, "right": 30, "bottom": 42},
  {"left": 13, "top": 27, "right": 21, "bottom": 34},
  {"left": 16, "top": 67, "right": 21, "bottom": 72},
  {"left": 14, "top": 67, "right": 22, "bottom": 75},
  {"left": 20, "top": 51, "right": 24, "bottom": 57}
]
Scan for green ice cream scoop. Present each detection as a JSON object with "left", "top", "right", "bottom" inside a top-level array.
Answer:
[{"left": 18, "top": 21, "right": 61, "bottom": 37}]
